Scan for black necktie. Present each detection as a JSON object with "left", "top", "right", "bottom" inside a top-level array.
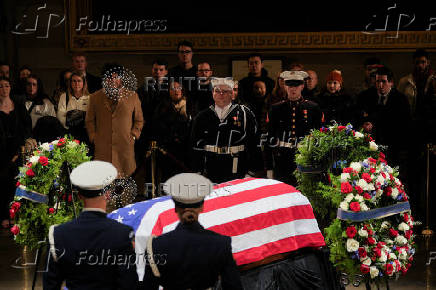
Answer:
[{"left": 379, "top": 95, "right": 386, "bottom": 105}]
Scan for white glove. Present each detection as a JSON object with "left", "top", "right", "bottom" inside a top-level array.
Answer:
[{"left": 266, "top": 170, "right": 274, "bottom": 179}]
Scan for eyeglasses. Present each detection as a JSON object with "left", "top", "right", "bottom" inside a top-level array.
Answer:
[
  {"left": 214, "top": 89, "right": 232, "bottom": 95},
  {"left": 178, "top": 50, "right": 192, "bottom": 54}
]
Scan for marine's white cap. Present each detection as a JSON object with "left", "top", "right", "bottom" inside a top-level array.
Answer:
[
  {"left": 163, "top": 173, "right": 214, "bottom": 207},
  {"left": 211, "top": 77, "right": 235, "bottom": 89},
  {"left": 280, "top": 70, "right": 309, "bottom": 82},
  {"left": 70, "top": 161, "right": 117, "bottom": 196}
]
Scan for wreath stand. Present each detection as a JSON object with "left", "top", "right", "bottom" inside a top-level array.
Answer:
[{"left": 31, "top": 161, "right": 78, "bottom": 290}]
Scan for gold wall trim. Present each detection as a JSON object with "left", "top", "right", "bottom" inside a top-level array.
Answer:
[
  {"left": 68, "top": 31, "right": 436, "bottom": 53},
  {"left": 66, "top": 1, "right": 436, "bottom": 53}
]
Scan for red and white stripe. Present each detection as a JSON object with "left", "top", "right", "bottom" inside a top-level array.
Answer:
[{"left": 135, "top": 178, "right": 325, "bottom": 280}]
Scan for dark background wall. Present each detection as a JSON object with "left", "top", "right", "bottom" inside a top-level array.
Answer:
[{"left": 1, "top": 0, "right": 434, "bottom": 96}]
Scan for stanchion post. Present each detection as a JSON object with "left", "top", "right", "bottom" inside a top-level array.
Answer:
[
  {"left": 422, "top": 143, "right": 433, "bottom": 236},
  {"left": 150, "top": 141, "right": 157, "bottom": 199}
]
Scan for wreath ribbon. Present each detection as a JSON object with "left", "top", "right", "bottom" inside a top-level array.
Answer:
[
  {"left": 15, "top": 186, "right": 48, "bottom": 204},
  {"left": 337, "top": 202, "right": 410, "bottom": 221}
]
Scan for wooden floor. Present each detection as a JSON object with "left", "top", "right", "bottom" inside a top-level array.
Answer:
[{"left": 1, "top": 227, "right": 436, "bottom": 289}]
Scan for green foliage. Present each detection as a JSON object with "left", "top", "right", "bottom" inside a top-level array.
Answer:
[
  {"left": 11, "top": 136, "right": 90, "bottom": 249},
  {"left": 295, "top": 124, "right": 381, "bottom": 228}
]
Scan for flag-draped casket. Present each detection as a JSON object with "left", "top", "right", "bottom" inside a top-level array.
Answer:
[{"left": 108, "top": 178, "right": 326, "bottom": 281}]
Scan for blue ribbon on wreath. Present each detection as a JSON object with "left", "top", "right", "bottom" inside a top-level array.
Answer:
[
  {"left": 15, "top": 186, "right": 48, "bottom": 204},
  {"left": 337, "top": 202, "right": 410, "bottom": 221}
]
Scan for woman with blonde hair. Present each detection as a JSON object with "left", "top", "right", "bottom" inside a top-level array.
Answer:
[{"left": 57, "top": 72, "right": 90, "bottom": 143}]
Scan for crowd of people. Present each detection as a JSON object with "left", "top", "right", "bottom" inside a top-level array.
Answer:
[{"left": 1, "top": 41, "right": 435, "bottom": 229}]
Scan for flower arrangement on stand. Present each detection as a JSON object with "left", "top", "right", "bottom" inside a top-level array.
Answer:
[
  {"left": 295, "top": 123, "right": 384, "bottom": 227},
  {"left": 10, "top": 136, "right": 91, "bottom": 249},
  {"left": 324, "top": 157, "right": 417, "bottom": 286}
]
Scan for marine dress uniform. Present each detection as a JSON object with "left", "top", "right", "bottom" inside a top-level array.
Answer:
[
  {"left": 191, "top": 78, "right": 258, "bottom": 183},
  {"left": 43, "top": 161, "right": 138, "bottom": 290},
  {"left": 266, "top": 71, "right": 322, "bottom": 184},
  {"left": 142, "top": 173, "right": 243, "bottom": 290}
]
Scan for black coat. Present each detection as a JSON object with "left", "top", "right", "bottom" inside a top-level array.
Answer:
[
  {"left": 238, "top": 69, "right": 275, "bottom": 105},
  {"left": 143, "top": 221, "right": 242, "bottom": 290},
  {"left": 43, "top": 210, "right": 138, "bottom": 290},
  {"left": 86, "top": 72, "right": 102, "bottom": 94},
  {"left": 191, "top": 104, "right": 258, "bottom": 183},
  {"left": 359, "top": 88, "right": 411, "bottom": 150},
  {"left": 316, "top": 89, "right": 353, "bottom": 126}
]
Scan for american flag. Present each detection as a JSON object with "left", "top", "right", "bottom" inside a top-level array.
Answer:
[{"left": 108, "top": 178, "right": 325, "bottom": 281}]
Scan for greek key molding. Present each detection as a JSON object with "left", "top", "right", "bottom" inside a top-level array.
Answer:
[{"left": 68, "top": 31, "right": 436, "bottom": 53}]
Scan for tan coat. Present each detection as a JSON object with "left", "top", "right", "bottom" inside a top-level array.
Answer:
[{"left": 86, "top": 89, "right": 143, "bottom": 177}]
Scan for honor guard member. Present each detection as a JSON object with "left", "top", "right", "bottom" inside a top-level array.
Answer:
[
  {"left": 143, "top": 173, "right": 243, "bottom": 290},
  {"left": 43, "top": 161, "right": 138, "bottom": 290},
  {"left": 190, "top": 78, "right": 258, "bottom": 183},
  {"left": 266, "top": 71, "right": 322, "bottom": 184}
]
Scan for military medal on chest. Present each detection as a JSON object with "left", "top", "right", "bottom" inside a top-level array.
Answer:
[{"left": 233, "top": 111, "right": 241, "bottom": 127}]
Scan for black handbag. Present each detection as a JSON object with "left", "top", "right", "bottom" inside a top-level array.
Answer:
[{"left": 65, "top": 92, "right": 86, "bottom": 128}]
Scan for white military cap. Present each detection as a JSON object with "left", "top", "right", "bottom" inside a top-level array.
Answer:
[
  {"left": 163, "top": 173, "right": 214, "bottom": 207},
  {"left": 211, "top": 77, "right": 235, "bottom": 89},
  {"left": 280, "top": 70, "right": 309, "bottom": 81},
  {"left": 70, "top": 161, "right": 117, "bottom": 196}
]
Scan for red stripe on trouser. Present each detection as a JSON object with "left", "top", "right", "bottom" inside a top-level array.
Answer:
[
  {"left": 232, "top": 233, "right": 326, "bottom": 265},
  {"left": 207, "top": 205, "right": 316, "bottom": 236},
  {"left": 151, "top": 182, "right": 298, "bottom": 235}
]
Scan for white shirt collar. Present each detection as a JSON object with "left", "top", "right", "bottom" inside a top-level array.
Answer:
[
  {"left": 214, "top": 103, "right": 232, "bottom": 121},
  {"left": 82, "top": 208, "right": 106, "bottom": 214}
]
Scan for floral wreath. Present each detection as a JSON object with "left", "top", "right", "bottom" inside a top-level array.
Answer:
[
  {"left": 9, "top": 136, "right": 91, "bottom": 249},
  {"left": 295, "top": 124, "right": 383, "bottom": 225},
  {"left": 325, "top": 156, "right": 416, "bottom": 284}
]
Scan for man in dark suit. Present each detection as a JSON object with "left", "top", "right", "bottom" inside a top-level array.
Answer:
[
  {"left": 266, "top": 71, "right": 322, "bottom": 185},
  {"left": 142, "top": 173, "right": 243, "bottom": 290},
  {"left": 43, "top": 161, "right": 138, "bottom": 290},
  {"left": 359, "top": 67, "right": 411, "bottom": 168},
  {"left": 72, "top": 53, "right": 102, "bottom": 93}
]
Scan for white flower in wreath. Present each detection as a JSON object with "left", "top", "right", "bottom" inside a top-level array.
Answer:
[
  {"left": 340, "top": 173, "right": 351, "bottom": 182},
  {"left": 360, "top": 203, "right": 369, "bottom": 211},
  {"left": 354, "top": 131, "right": 364, "bottom": 139},
  {"left": 398, "top": 249, "right": 408, "bottom": 260},
  {"left": 51, "top": 140, "right": 59, "bottom": 146},
  {"left": 366, "top": 183, "right": 375, "bottom": 191},
  {"left": 362, "top": 257, "right": 372, "bottom": 266},
  {"left": 385, "top": 165, "right": 394, "bottom": 174},
  {"left": 376, "top": 175, "right": 385, "bottom": 185},
  {"left": 391, "top": 188, "right": 399, "bottom": 199},
  {"left": 345, "top": 193, "right": 354, "bottom": 203},
  {"left": 376, "top": 189, "right": 383, "bottom": 198},
  {"left": 389, "top": 253, "right": 397, "bottom": 260},
  {"left": 358, "top": 228, "right": 368, "bottom": 237},
  {"left": 340, "top": 201, "right": 349, "bottom": 211},
  {"left": 67, "top": 141, "right": 78, "bottom": 149},
  {"left": 394, "top": 177, "right": 401, "bottom": 186},
  {"left": 29, "top": 155, "right": 40, "bottom": 165},
  {"left": 346, "top": 238, "right": 359, "bottom": 252},
  {"left": 379, "top": 251, "right": 387, "bottom": 262},
  {"left": 385, "top": 239, "right": 394, "bottom": 245},
  {"left": 350, "top": 162, "right": 362, "bottom": 172},
  {"left": 41, "top": 142, "right": 51, "bottom": 151},
  {"left": 398, "top": 222, "right": 410, "bottom": 232},
  {"left": 369, "top": 141, "right": 378, "bottom": 151},
  {"left": 370, "top": 266, "right": 379, "bottom": 279},
  {"left": 395, "top": 235, "right": 408, "bottom": 245},
  {"left": 381, "top": 221, "right": 391, "bottom": 229},
  {"left": 355, "top": 195, "right": 364, "bottom": 202},
  {"left": 357, "top": 179, "right": 368, "bottom": 190}
]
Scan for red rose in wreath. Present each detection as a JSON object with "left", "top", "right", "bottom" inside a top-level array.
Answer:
[
  {"left": 346, "top": 226, "right": 357, "bottom": 238},
  {"left": 26, "top": 169, "right": 35, "bottom": 177},
  {"left": 341, "top": 182, "right": 353, "bottom": 194},
  {"left": 39, "top": 156, "right": 49, "bottom": 166},
  {"left": 349, "top": 202, "right": 361, "bottom": 212}
]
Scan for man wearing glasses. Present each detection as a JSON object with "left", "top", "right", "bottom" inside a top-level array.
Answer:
[
  {"left": 188, "top": 62, "right": 214, "bottom": 118},
  {"left": 191, "top": 78, "right": 258, "bottom": 183},
  {"left": 168, "top": 40, "right": 197, "bottom": 93}
]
